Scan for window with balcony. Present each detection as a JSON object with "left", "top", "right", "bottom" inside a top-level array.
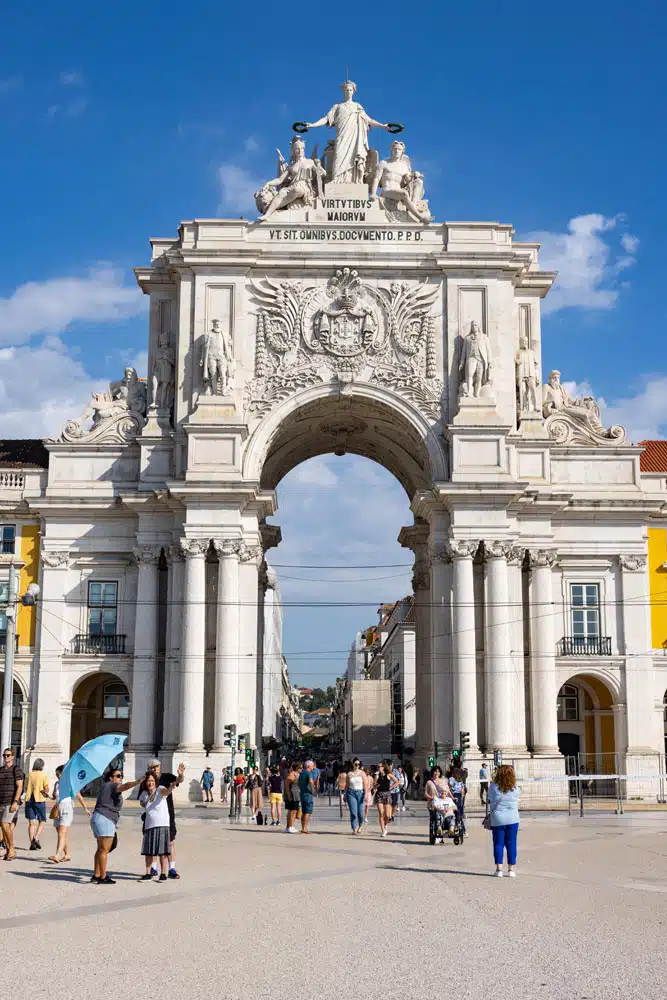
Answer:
[
  {"left": 87, "top": 582, "right": 118, "bottom": 635},
  {"left": 557, "top": 683, "right": 580, "bottom": 721},
  {"left": 0, "top": 525, "right": 16, "bottom": 555},
  {"left": 558, "top": 583, "right": 611, "bottom": 655},
  {"left": 103, "top": 681, "right": 130, "bottom": 720}
]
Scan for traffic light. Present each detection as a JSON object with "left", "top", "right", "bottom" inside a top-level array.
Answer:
[
  {"left": 434, "top": 742, "right": 440, "bottom": 761},
  {"left": 428, "top": 755, "right": 436, "bottom": 769},
  {"left": 459, "top": 731, "right": 470, "bottom": 754},
  {"left": 238, "top": 736, "right": 246, "bottom": 753},
  {"left": 451, "top": 748, "right": 461, "bottom": 762},
  {"left": 245, "top": 747, "right": 252, "bottom": 763},
  {"left": 223, "top": 723, "right": 237, "bottom": 749}
]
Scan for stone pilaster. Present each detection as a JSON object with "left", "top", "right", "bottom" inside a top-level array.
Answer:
[
  {"left": 129, "top": 546, "right": 161, "bottom": 753},
  {"left": 448, "top": 539, "right": 480, "bottom": 752},
  {"left": 211, "top": 538, "right": 241, "bottom": 749},
  {"left": 177, "top": 538, "right": 208, "bottom": 751},
  {"left": 484, "top": 541, "right": 514, "bottom": 750},
  {"left": 528, "top": 549, "right": 559, "bottom": 755}
]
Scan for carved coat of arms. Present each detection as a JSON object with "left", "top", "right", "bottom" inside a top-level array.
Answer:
[{"left": 245, "top": 268, "right": 443, "bottom": 420}]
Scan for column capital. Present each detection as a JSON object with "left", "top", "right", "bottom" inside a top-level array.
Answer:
[
  {"left": 132, "top": 545, "right": 162, "bottom": 566},
  {"left": 181, "top": 537, "right": 209, "bottom": 558},
  {"left": 212, "top": 537, "right": 242, "bottom": 558},
  {"left": 428, "top": 541, "right": 452, "bottom": 565},
  {"left": 528, "top": 548, "right": 558, "bottom": 568},
  {"left": 239, "top": 543, "right": 263, "bottom": 565},
  {"left": 618, "top": 554, "right": 647, "bottom": 572},
  {"left": 506, "top": 545, "right": 526, "bottom": 567},
  {"left": 41, "top": 549, "right": 70, "bottom": 569},
  {"left": 168, "top": 541, "right": 185, "bottom": 563},
  {"left": 484, "top": 540, "right": 513, "bottom": 560},
  {"left": 447, "top": 539, "right": 479, "bottom": 560}
]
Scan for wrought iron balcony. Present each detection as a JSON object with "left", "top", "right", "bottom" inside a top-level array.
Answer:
[
  {"left": 558, "top": 636, "right": 612, "bottom": 656},
  {"left": 0, "top": 634, "right": 19, "bottom": 651},
  {"left": 72, "top": 633, "right": 127, "bottom": 655}
]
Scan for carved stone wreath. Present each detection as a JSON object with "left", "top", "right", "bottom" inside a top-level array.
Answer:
[{"left": 245, "top": 270, "right": 442, "bottom": 420}]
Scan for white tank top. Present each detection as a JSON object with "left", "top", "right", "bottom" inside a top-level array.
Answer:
[{"left": 348, "top": 772, "right": 364, "bottom": 791}]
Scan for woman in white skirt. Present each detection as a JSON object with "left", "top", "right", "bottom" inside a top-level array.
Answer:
[{"left": 138, "top": 771, "right": 178, "bottom": 882}]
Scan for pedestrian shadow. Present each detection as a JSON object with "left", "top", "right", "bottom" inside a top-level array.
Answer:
[
  {"left": 378, "top": 864, "right": 496, "bottom": 879},
  {"left": 7, "top": 866, "right": 138, "bottom": 884}
]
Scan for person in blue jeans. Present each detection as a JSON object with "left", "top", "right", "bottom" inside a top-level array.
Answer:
[
  {"left": 345, "top": 759, "right": 367, "bottom": 835},
  {"left": 298, "top": 761, "right": 316, "bottom": 834},
  {"left": 488, "top": 764, "right": 520, "bottom": 878}
]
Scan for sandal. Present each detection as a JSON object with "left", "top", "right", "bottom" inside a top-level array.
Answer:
[
  {"left": 48, "top": 855, "right": 61, "bottom": 863},
  {"left": 4, "top": 853, "right": 16, "bottom": 861},
  {"left": 60, "top": 856, "right": 71, "bottom": 863}
]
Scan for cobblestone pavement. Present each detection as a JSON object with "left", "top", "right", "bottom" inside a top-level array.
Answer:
[{"left": 1, "top": 805, "right": 665, "bottom": 999}]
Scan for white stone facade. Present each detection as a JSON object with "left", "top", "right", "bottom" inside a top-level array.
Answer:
[{"left": 4, "top": 87, "right": 667, "bottom": 797}]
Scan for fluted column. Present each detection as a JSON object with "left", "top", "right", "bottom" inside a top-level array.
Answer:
[
  {"left": 238, "top": 543, "right": 263, "bottom": 744},
  {"left": 428, "top": 541, "right": 453, "bottom": 748},
  {"left": 161, "top": 543, "right": 184, "bottom": 750},
  {"left": 449, "top": 540, "right": 479, "bottom": 751},
  {"left": 178, "top": 538, "right": 208, "bottom": 751},
  {"left": 484, "top": 541, "right": 513, "bottom": 750},
  {"left": 412, "top": 553, "right": 433, "bottom": 761},
  {"left": 506, "top": 546, "right": 528, "bottom": 751},
  {"left": 129, "top": 546, "right": 161, "bottom": 752},
  {"left": 529, "top": 549, "right": 559, "bottom": 754},
  {"left": 212, "top": 538, "right": 241, "bottom": 748}
]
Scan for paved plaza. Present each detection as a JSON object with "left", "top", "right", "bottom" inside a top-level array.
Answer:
[{"left": 0, "top": 803, "right": 665, "bottom": 999}]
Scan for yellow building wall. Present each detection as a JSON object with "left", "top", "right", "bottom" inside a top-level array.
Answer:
[
  {"left": 18, "top": 525, "right": 39, "bottom": 648},
  {"left": 600, "top": 715, "right": 615, "bottom": 761},
  {"left": 648, "top": 528, "right": 667, "bottom": 650}
]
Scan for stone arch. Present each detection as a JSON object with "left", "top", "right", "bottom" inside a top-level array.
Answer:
[
  {"left": 70, "top": 669, "right": 131, "bottom": 755},
  {"left": 557, "top": 671, "right": 617, "bottom": 768},
  {"left": 244, "top": 382, "right": 447, "bottom": 496}
]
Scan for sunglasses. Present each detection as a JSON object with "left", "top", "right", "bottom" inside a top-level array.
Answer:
[
  {"left": 2, "top": 753, "right": 13, "bottom": 758},
  {"left": 110, "top": 772, "right": 122, "bottom": 779}
]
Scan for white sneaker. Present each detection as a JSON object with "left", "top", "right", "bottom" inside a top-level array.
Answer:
[
  {"left": 494, "top": 870, "right": 504, "bottom": 877},
  {"left": 382, "top": 829, "right": 388, "bottom": 837},
  {"left": 507, "top": 870, "right": 517, "bottom": 878},
  {"left": 286, "top": 826, "right": 297, "bottom": 834}
]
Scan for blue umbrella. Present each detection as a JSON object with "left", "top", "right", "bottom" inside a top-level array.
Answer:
[{"left": 60, "top": 733, "right": 128, "bottom": 801}]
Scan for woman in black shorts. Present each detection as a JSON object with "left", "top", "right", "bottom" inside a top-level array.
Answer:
[{"left": 374, "top": 762, "right": 397, "bottom": 837}]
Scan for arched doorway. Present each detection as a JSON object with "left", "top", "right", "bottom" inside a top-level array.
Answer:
[
  {"left": 557, "top": 673, "right": 617, "bottom": 774},
  {"left": 70, "top": 672, "right": 130, "bottom": 756}
]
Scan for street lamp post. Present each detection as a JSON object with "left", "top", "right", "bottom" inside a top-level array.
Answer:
[{"left": 0, "top": 564, "right": 39, "bottom": 753}]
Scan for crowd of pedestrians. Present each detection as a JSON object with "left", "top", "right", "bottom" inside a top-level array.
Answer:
[{"left": 0, "top": 745, "right": 520, "bottom": 879}]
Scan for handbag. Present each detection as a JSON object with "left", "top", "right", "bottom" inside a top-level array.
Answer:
[
  {"left": 49, "top": 804, "right": 59, "bottom": 820},
  {"left": 482, "top": 812, "right": 492, "bottom": 830},
  {"left": 109, "top": 832, "right": 118, "bottom": 852}
]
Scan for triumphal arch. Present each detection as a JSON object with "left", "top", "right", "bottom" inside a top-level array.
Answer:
[{"left": 40, "top": 79, "right": 660, "bottom": 786}]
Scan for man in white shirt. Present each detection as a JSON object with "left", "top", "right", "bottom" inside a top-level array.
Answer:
[{"left": 479, "top": 763, "right": 490, "bottom": 805}]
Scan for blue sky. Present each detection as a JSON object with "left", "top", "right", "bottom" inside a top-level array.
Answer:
[{"left": 1, "top": 2, "right": 665, "bottom": 685}]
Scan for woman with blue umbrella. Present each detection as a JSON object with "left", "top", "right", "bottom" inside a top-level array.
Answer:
[{"left": 91, "top": 767, "right": 142, "bottom": 884}]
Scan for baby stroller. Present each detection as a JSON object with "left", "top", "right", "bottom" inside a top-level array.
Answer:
[{"left": 429, "top": 796, "right": 462, "bottom": 846}]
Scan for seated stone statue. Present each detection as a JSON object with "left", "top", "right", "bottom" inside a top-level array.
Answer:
[
  {"left": 59, "top": 366, "right": 147, "bottom": 442},
  {"left": 255, "top": 135, "right": 325, "bottom": 219},
  {"left": 542, "top": 369, "right": 626, "bottom": 445},
  {"left": 370, "top": 140, "right": 431, "bottom": 223}
]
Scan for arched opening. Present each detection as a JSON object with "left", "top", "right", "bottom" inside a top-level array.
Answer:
[
  {"left": 247, "top": 386, "right": 445, "bottom": 762},
  {"left": 0, "top": 673, "right": 24, "bottom": 760},
  {"left": 557, "top": 673, "right": 616, "bottom": 774},
  {"left": 70, "top": 672, "right": 130, "bottom": 756}
]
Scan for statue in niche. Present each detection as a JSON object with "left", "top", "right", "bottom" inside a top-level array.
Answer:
[
  {"left": 516, "top": 335, "right": 540, "bottom": 413},
  {"left": 370, "top": 140, "right": 431, "bottom": 223},
  {"left": 200, "top": 318, "right": 232, "bottom": 396},
  {"left": 151, "top": 329, "right": 175, "bottom": 411},
  {"left": 255, "top": 135, "right": 326, "bottom": 219},
  {"left": 298, "top": 80, "right": 394, "bottom": 185},
  {"left": 80, "top": 367, "right": 146, "bottom": 426},
  {"left": 458, "top": 320, "right": 492, "bottom": 398}
]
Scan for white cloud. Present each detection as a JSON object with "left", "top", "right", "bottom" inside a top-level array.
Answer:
[
  {"left": 0, "top": 338, "right": 103, "bottom": 438},
  {"left": 243, "top": 136, "right": 260, "bottom": 153},
  {"left": 59, "top": 71, "right": 83, "bottom": 87},
  {"left": 526, "top": 214, "right": 638, "bottom": 314},
  {"left": 217, "top": 164, "right": 262, "bottom": 215},
  {"left": 0, "top": 267, "right": 145, "bottom": 346},
  {"left": 47, "top": 97, "right": 88, "bottom": 118},
  {"left": 285, "top": 457, "right": 339, "bottom": 488}
]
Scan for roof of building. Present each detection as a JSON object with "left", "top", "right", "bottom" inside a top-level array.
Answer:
[
  {"left": 638, "top": 440, "right": 667, "bottom": 473},
  {"left": 0, "top": 439, "right": 49, "bottom": 469}
]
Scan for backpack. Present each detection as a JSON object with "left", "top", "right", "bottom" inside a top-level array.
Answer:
[{"left": 256, "top": 810, "right": 264, "bottom": 826}]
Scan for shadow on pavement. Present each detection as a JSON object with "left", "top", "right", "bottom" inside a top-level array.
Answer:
[
  {"left": 7, "top": 865, "right": 138, "bottom": 883},
  {"left": 379, "top": 864, "right": 496, "bottom": 879}
]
